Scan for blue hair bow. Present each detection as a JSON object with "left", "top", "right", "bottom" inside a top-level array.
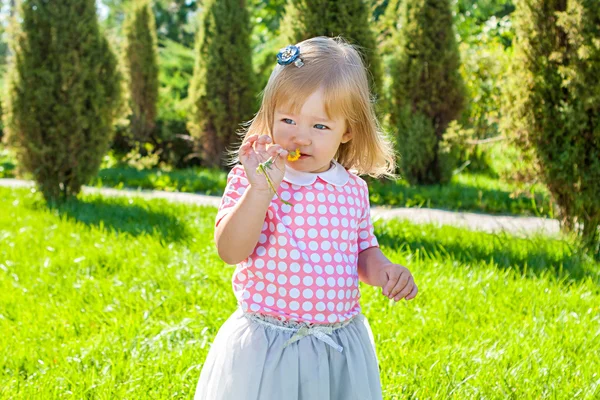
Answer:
[{"left": 277, "top": 45, "right": 304, "bottom": 68}]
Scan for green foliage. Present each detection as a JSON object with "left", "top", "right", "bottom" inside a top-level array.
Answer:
[
  {"left": 3, "top": 0, "right": 123, "bottom": 202},
  {"left": 100, "top": 0, "right": 198, "bottom": 47},
  {"left": 0, "top": 93, "right": 4, "bottom": 143},
  {"left": 249, "top": 0, "right": 287, "bottom": 102},
  {"left": 0, "top": 146, "right": 15, "bottom": 179},
  {"left": 279, "top": 0, "right": 383, "bottom": 102},
  {"left": 389, "top": 0, "right": 467, "bottom": 185},
  {"left": 153, "top": 38, "right": 197, "bottom": 168},
  {"left": 92, "top": 163, "right": 227, "bottom": 196},
  {"left": 187, "top": 0, "right": 256, "bottom": 168},
  {"left": 453, "top": 15, "right": 512, "bottom": 175},
  {"left": 122, "top": 0, "right": 160, "bottom": 144},
  {"left": 502, "top": 0, "right": 600, "bottom": 259},
  {"left": 456, "top": 0, "right": 515, "bottom": 27},
  {"left": 153, "top": 0, "right": 199, "bottom": 48},
  {"left": 392, "top": 105, "right": 438, "bottom": 183}
]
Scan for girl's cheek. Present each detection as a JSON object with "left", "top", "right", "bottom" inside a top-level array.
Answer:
[{"left": 273, "top": 125, "right": 294, "bottom": 141}]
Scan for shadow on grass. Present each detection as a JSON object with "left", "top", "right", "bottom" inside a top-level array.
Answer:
[
  {"left": 365, "top": 176, "right": 553, "bottom": 218},
  {"left": 93, "top": 165, "right": 227, "bottom": 196},
  {"left": 374, "top": 219, "right": 598, "bottom": 284},
  {"left": 49, "top": 195, "right": 191, "bottom": 243},
  {"left": 0, "top": 160, "right": 16, "bottom": 179}
]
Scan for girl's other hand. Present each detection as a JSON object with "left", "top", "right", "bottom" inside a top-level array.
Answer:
[
  {"left": 380, "top": 263, "right": 418, "bottom": 302},
  {"left": 239, "top": 134, "right": 289, "bottom": 192}
]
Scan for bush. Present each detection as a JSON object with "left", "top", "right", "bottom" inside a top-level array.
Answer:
[
  {"left": 502, "top": 0, "right": 600, "bottom": 258},
  {"left": 3, "top": 0, "right": 122, "bottom": 202},
  {"left": 388, "top": 0, "right": 467, "bottom": 185}
]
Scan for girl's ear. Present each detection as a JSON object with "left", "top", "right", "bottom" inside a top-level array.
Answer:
[{"left": 341, "top": 130, "right": 352, "bottom": 144}]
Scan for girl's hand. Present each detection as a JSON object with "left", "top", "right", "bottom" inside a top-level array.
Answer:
[
  {"left": 379, "top": 263, "right": 418, "bottom": 302},
  {"left": 239, "top": 134, "right": 288, "bottom": 192}
]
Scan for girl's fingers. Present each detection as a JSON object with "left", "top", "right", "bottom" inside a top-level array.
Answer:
[
  {"left": 240, "top": 135, "right": 256, "bottom": 151},
  {"left": 389, "top": 273, "right": 409, "bottom": 299},
  {"left": 394, "top": 278, "right": 414, "bottom": 301},
  {"left": 254, "top": 134, "right": 271, "bottom": 156},
  {"left": 404, "top": 284, "right": 418, "bottom": 300},
  {"left": 267, "top": 144, "right": 287, "bottom": 158},
  {"left": 382, "top": 277, "right": 396, "bottom": 298},
  {"left": 241, "top": 135, "right": 257, "bottom": 147},
  {"left": 239, "top": 141, "right": 251, "bottom": 153}
]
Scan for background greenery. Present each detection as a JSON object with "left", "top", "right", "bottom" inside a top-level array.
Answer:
[{"left": 1, "top": 1, "right": 599, "bottom": 397}]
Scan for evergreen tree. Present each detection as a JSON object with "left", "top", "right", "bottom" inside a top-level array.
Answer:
[
  {"left": 187, "top": 0, "right": 255, "bottom": 168},
  {"left": 279, "top": 0, "right": 383, "bottom": 102},
  {"left": 388, "top": 0, "right": 466, "bottom": 184},
  {"left": 502, "top": 0, "right": 600, "bottom": 258},
  {"left": 3, "top": 0, "right": 122, "bottom": 201},
  {"left": 122, "top": 0, "right": 159, "bottom": 144}
]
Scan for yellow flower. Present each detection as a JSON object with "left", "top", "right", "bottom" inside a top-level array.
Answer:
[{"left": 287, "top": 148, "right": 301, "bottom": 161}]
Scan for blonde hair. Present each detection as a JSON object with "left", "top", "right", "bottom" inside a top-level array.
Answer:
[{"left": 226, "top": 36, "right": 397, "bottom": 179}]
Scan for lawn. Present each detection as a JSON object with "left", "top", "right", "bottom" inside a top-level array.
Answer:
[{"left": 1, "top": 187, "right": 598, "bottom": 398}]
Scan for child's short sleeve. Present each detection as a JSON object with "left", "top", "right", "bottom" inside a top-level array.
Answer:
[
  {"left": 357, "top": 179, "right": 379, "bottom": 253},
  {"left": 215, "top": 165, "right": 250, "bottom": 228}
]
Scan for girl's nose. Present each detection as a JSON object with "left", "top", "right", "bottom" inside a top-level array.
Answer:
[{"left": 292, "top": 134, "right": 311, "bottom": 146}]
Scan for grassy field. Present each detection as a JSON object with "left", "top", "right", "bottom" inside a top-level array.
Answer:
[{"left": 1, "top": 187, "right": 598, "bottom": 399}]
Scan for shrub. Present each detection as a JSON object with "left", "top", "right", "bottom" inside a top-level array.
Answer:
[{"left": 3, "top": 0, "right": 123, "bottom": 201}]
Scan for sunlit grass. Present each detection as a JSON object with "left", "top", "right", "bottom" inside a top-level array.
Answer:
[{"left": 1, "top": 187, "right": 598, "bottom": 398}]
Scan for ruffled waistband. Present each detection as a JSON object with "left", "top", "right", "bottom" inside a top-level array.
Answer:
[{"left": 242, "top": 310, "right": 360, "bottom": 353}]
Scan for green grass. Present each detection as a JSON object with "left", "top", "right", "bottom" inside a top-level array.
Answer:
[
  {"left": 0, "top": 144, "right": 554, "bottom": 218},
  {"left": 0, "top": 146, "right": 15, "bottom": 179},
  {"left": 92, "top": 165, "right": 227, "bottom": 196},
  {"left": 366, "top": 171, "right": 553, "bottom": 218},
  {"left": 1, "top": 187, "right": 599, "bottom": 398}
]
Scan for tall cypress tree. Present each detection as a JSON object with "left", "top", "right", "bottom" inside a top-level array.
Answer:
[
  {"left": 187, "top": 0, "right": 255, "bottom": 168},
  {"left": 122, "top": 0, "right": 159, "bottom": 144},
  {"left": 3, "top": 0, "right": 122, "bottom": 202},
  {"left": 279, "top": 0, "right": 383, "bottom": 103},
  {"left": 388, "top": 0, "right": 466, "bottom": 184},
  {"left": 502, "top": 0, "right": 600, "bottom": 258}
]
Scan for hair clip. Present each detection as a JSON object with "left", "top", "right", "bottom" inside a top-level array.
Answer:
[{"left": 277, "top": 45, "right": 304, "bottom": 68}]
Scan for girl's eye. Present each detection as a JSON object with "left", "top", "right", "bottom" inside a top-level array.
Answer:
[{"left": 281, "top": 118, "right": 328, "bottom": 130}]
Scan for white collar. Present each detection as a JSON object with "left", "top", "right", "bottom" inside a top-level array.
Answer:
[{"left": 283, "top": 159, "right": 349, "bottom": 186}]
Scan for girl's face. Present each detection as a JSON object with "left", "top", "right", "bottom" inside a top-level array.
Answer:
[{"left": 273, "top": 87, "right": 352, "bottom": 173}]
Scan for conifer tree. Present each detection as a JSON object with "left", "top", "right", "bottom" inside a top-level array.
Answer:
[
  {"left": 502, "top": 0, "right": 600, "bottom": 258},
  {"left": 122, "top": 0, "right": 159, "bottom": 144},
  {"left": 388, "top": 0, "right": 466, "bottom": 184},
  {"left": 187, "top": 0, "right": 255, "bottom": 168},
  {"left": 3, "top": 0, "right": 123, "bottom": 201}
]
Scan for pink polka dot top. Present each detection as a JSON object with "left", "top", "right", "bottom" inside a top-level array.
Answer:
[{"left": 215, "top": 159, "right": 380, "bottom": 324}]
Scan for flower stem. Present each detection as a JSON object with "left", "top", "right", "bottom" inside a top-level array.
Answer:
[{"left": 256, "top": 153, "right": 293, "bottom": 206}]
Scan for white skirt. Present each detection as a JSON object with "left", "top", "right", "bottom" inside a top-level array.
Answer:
[{"left": 194, "top": 307, "right": 383, "bottom": 400}]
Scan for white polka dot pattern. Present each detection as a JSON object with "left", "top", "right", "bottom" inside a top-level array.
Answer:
[{"left": 215, "top": 164, "right": 379, "bottom": 323}]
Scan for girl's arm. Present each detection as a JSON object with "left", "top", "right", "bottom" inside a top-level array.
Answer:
[
  {"left": 357, "top": 246, "right": 390, "bottom": 287},
  {"left": 214, "top": 186, "right": 273, "bottom": 265}
]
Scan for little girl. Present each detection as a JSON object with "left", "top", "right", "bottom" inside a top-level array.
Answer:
[{"left": 195, "top": 36, "right": 418, "bottom": 400}]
